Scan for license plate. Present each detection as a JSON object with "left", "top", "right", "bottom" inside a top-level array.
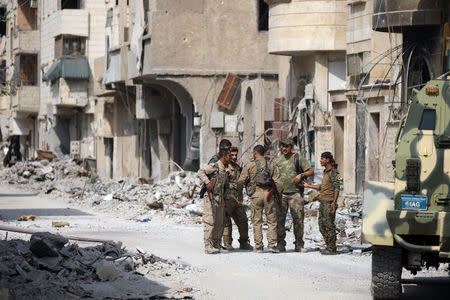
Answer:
[{"left": 401, "top": 195, "right": 428, "bottom": 210}]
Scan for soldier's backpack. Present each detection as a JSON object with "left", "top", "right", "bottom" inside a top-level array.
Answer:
[{"left": 255, "top": 159, "right": 272, "bottom": 187}]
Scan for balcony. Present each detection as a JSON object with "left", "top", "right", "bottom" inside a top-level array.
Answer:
[
  {"left": 12, "top": 29, "right": 40, "bottom": 53},
  {"left": 51, "top": 78, "right": 89, "bottom": 108},
  {"left": 266, "top": 0, "right": 347, "bottom": 54},
  {"left": 11, "top": 86, "right": 40, "bottom": 114},
  {"left": 50, "top": 9, "right": 89, "bottom": 38},
  {"left": 373, "top": 0, "right": 445, "bottom": 32}
]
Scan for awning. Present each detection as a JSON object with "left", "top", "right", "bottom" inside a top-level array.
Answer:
[{"left": 43, "top": 57, "right": 90, "bottom": 82}]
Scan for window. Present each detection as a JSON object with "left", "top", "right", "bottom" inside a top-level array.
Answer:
[
  {"left": 0, "top": 8, "right": 6, "bottom": 36},
  {"left": 55, "top": 35, "right": 86, "bottom": 59},
  {"left": 419, "top": 109, "right": 436, "bottom": 131},
  {"left": 61, "top": 0, "right": 81, "bottom": 9},
  {"left": 14, "top": 54, "right": 38, "bottom": 86},
  {"left": 347, "top": 52, "right": 370, "bottom": 76},
  {"left": 258, "top": 0, "right": 269, "bottom": 31},
  {"left": 17, "top": 0, "right": 37, "bottom": 30}
]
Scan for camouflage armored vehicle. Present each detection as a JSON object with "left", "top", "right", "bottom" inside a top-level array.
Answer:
[{"left": 362, "top": 73, "right": 450, "bottom": 299}]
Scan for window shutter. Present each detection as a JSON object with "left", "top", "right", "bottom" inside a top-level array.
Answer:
[
  {"left": 273, "top": 97, "right": 285, "bottom": 121},
  {"left": 217, "top": 73, "right": 240, "bottom": 110}
]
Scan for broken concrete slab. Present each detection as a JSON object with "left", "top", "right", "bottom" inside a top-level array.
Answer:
[
  {"left": 30, "top": 232, "right": 69, "bottom": 257},
  {"left": 96, "top": 260, "right": 120, "bottom": 281}
]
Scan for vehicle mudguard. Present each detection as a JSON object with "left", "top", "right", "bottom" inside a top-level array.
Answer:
[{"left": 362, "top": 181, "right": 395, "bottom": 246}]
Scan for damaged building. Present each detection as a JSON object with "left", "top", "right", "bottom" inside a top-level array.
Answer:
[
  {"left": 5, "top": 0, "right": 40, "bottom": 160},
  {"left": 39, "top": 0, "right": 107, "bottom": 159},
  {"left": 265, "top": 0, "right": 450, "bottom": 195},
  {"left": 2, "top": 0, "right": 449, "bottom": 192},
  {"left": 3, "top": 0, "right": 107, "bottom": 162},
  {"left": 96, "top": 0, "right": 280, "bottom": 180}
]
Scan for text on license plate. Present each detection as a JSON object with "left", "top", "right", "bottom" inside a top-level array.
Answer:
[{"left": 401, "top": 195, "right": 427, "bottom": 210}]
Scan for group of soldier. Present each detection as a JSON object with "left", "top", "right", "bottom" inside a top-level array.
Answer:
[{"left": 197, "top": 138, "right": 342, "bottom": 255}]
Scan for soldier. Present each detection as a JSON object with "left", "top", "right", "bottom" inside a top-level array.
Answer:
[
  {"left": 237, "top": 145, "right": 282, "bottom": 253},
  {"left": 209, "top": 139, "right": 232, "bottom": 164},
  {"left": 222, "top": 147, "right": 253, "bottom": 250},
  {"left": 302, "top": 152, "right": 342, "bottom": 255},
  {"left": 275, "top": 138, "right": 314, "bottom": 252},
  {"left": 198, "top": 148, "right": 231, "bottom": 254}
]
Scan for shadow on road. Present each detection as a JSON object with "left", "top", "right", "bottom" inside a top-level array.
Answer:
[
  {"left": 0, "top": 208, "right": 91, "bottom": 221},
  {"left": 401, "top": 276, "right": 450, "bottom": 299},
  {"left": 0, "top": 193, "right": 39, "bottom": 197}
]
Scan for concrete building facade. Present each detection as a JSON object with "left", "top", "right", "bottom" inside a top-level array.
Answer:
[
  {"left": 265, "top": 0, "right": 450, "bottom": 196},
  {"left": 5, "top": 0, "right": 40, "bottom": 159},
  {"left": 39, "top": 0, "right": 107, "bottom": 159},
  {"left": 96, "top": 0, "right": 280, "bottom": 180}
]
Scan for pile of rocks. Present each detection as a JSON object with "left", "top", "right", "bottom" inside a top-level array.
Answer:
[
  {"left": 0, "top": 158, "right": 204, "bottom": 223},
  {"left": 0, "top": 232, "right": 195, "bottom": 299}
]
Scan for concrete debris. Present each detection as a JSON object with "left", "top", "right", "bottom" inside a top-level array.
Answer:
[
  {"left": 96, "top": 260, "right": 120, "bottom": 281},
  {"left": 17, "top": 215, "right": 36, "bottom": 221},
  {"left": 30, "top": 232, "right": 69, "bottom": 257},
  {"left": 1, "top": 157, "right": 364, "bottom": 248},
  {"left": 0, "top": 235, "right": 196, "bottom": 299},
  {"left": 52, "top": 221, "right": 70, "bottom": 228}
]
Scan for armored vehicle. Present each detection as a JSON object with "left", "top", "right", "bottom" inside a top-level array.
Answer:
[{"left": 362, "top": 73, "right": 450, "bottom": 299}]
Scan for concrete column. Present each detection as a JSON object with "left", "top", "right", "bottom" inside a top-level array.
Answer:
[
  {"left": 313, "top": 53, "right": 331, "bottom": 168},
  {"left": 345, "top": 100, "right": 357, "bottom": 194}
]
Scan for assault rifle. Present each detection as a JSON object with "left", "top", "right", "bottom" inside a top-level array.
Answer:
[{"left": 267, "top": 178, "right": 282, "bottom": 202}]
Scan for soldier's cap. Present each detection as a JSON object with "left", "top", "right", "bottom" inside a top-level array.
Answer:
[
  {"left": 321, "top": 151, "right": 334, "bottom": 159},
  {"left": 280, "top": 138, "right": 294, "bottom": 146}
]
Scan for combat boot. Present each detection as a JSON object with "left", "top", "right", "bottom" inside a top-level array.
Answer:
[
  {"left": 269, "top": 247, "right": 280, "bottom": 253},
  {"left": 277, "top": 245, "right": 286, "bottom": 252},
  {"left": 224, "top": 244, "right": 234, "bottom": 251},
  {"left": 320, "top": 248, "right": 337, "bottom": 255},
  {"left": 219, "top": 245, "right": 230, "bottom": 253},
  {"left": 205, "top": 247, "right": 220, "bottom": 254},
  {"left": 294, "top": 245, "right": 308, "bottom": 253},
  {"left": 239, "top": 241, "right": 253, "bottom": 251}
]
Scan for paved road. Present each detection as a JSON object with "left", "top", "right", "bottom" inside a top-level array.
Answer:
[{"left": 1, "top": 184, "right": 450, "bottom": 299}]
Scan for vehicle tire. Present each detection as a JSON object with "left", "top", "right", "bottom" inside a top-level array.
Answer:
[{"left": 371, "top": 245, "right": 402, "bottom": 299}]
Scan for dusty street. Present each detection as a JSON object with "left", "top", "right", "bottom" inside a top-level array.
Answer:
[{"left": 1, "top": 184, "right": 450, "bottom": 300}]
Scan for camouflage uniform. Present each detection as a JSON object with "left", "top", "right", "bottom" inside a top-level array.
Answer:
[
  {"left": 237, "top": 158, "right": 282, "bottom": 249},
  {"left": 222, "top": 162, "right": 250, "bottom": 248},
  {"left": 198, "top": 160, "right": 229, "bottom": 250},
  {"left": 318, "top": 168, "right": 342, "bottom": 251},
  {"left": 208, "top": 153, "right": 220, "bottom": 164},
  {"left": 275, "top": 153, "right": 311, "bottom": 250}
]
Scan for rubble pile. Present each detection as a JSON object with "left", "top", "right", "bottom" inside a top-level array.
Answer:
[
  {"left": 0, "top": 158, "right": 204, "bottom": 223},
  {"left": 0, "top": 158, "right": 365, "bottom": 246},
  {"left": 0, "top": 232, "right": 195, "bottom": 299},
  {"left": 302, "top": 195, "right": 365, "bottom": 252}
]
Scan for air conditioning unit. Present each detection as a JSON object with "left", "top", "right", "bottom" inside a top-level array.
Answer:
[
  {"left": 70, "top": 141, "right": 80, "bottom": 158},
  {"left": 30, "top": 0, "right": 38, "bottom": 8}
]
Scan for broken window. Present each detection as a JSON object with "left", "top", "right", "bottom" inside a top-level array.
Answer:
[
  {"left": 55, "top": 35, "right": 86, "bottom": 59},
  {"left": 258, "top": 0, "right": 269, "bottom": 31},
  {"left": 61, "top": 0, "right": 82, "bottom": 9},
  {"left": 273, "top": 98, "right": 286, "bottom": 121},
  {"left": 0, "top": 8, "right": 6, "bottom": 36},
  {"left": 14, "top": 54, "right": 38, "bottom": 86},
  {"left": 0, "top": 60, "right": 6, "bottom": 86},
  {"left": 17, "top": 0, "right": 37, "bottom": 31}
]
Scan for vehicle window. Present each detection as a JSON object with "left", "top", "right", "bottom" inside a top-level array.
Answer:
[{"left": 419, "top": 109, "right": 436, "bottom": 131}]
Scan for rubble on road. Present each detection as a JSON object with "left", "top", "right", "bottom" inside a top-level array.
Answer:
[
  {"left": 0, "top": 232, "right": 196, "bottom": 299},
  {"left": 0, "top": 157, "right": 365, "bottom": 248},
  {"left": 0, "top": 157, "right": 204, "bottom": 224}
]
